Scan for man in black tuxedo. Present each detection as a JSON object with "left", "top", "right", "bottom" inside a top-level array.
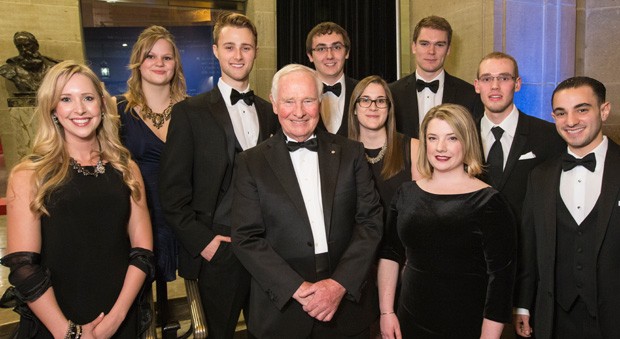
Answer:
[
  {"left": 231, "top": 64, "right": 382, "bottom": 338},
  {"left": 306, "top": 22, "right": 358, "bottom": 136},
  {"left": 475, "top": 52, "right": 564, "bottom": 219},
  {"left": 515, "top": 77, "right": 620, "bottom": 339},
  {"left": 390, "top": 15, "right": 483, "bottom": 139},
  {"left": 159, "top": 12, "right": 279, "bottom": 339}
]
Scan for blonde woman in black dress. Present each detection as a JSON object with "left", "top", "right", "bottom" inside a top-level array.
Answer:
[
  {"left": 2, "top": 61, "right": 153, "bottom": 338},
  {"left": 378, "top": 104, "right": 516, "bottom": 338}
]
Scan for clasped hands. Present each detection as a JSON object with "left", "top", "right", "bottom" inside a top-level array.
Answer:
[{"left": 293, "top": 279, "right": 346, "bottom": 322}]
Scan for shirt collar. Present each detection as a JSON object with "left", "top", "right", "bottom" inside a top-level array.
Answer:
[
  {"left": 415, "top": 69, "right": 445, "bottom": 85},
  {"left": 218, "top": 79, "right": 251, "bottom": 106},
  {"left": 481, "top": 104, "right": 519, "bottom": 139}
]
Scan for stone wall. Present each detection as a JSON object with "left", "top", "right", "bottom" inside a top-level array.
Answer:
[{"left": 0, "top": 0, "right": 84, "bottom": 170}]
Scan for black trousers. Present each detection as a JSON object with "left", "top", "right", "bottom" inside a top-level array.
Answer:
[
  {"left": 198, "top": 241, "right": 251, "bottom": 339},
  {"left": 553, "top": 298, "right": 602, "bottom": 339}
]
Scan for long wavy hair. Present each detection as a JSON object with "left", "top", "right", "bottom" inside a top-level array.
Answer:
[
  {"left": 417, "top": 104, "right": 484, "bottom": 179},
  {"left": 12, "top": 60, "right": 141, "bottom": 215},
  {"left": 123, "top": 25, "right": 186, "bottom": 113},
  {"left": 348, "top": 75, "right": 404, "bottom": 180}
]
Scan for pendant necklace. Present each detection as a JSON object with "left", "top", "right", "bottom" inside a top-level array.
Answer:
[{"left": 143, "top": 101, "right": 173, "bottom": 129}]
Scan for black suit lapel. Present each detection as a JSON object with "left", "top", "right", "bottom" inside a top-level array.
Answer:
[
  {"left": 255, "top": 98, "right": 275, "bottom": 142},
  {"left": 594, "top": 140, "right": 620, "bottom": 252},
  {"left": 442, "top": 72, "right": 457, "bottom": 104},
  {"left": 542, "top": 160, "right": 562, "bottom": 267},
  {"left": 208, "top": 88, "right": 238, "bottom": 162},
  {"left": 499, "top": 112, "right": 529, "bottom": 189},
  {"left": 317, "top": 131, "right": 341, "bottom": 237},
  {"left": 406, "top": 75, "right": 421, "bottom": 137},
  {"left": 264, "top": 132, "right": 312, "bottom": 228}
]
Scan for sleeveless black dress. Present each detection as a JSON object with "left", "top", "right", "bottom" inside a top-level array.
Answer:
[
  {"left": 29, "top": 163, "right": 140, "bottom": 338},
  {"left": 380, "top": 182, "right": 516, "bottom": 338}
]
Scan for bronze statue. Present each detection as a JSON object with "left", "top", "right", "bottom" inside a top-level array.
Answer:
[{"left": 0, "top": 31, "right": 60, "bottom": 94}]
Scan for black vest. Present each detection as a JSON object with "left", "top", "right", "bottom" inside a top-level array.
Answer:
[{"left": 555, "top": 194, "right": 599, "bottom": 316}]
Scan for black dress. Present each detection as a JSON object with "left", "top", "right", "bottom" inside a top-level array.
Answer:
[
  {"left": 366, "top": 132, "right": 412, "bottom": 219},
  {"left": 380, "top": 182, "right": 516, "bottom": 338},
  {"left": 31, "top": 163, "right": 139, "bottom": 338},
  {"left": 118, "top": 98, "right": 177, "bottom": 281}
]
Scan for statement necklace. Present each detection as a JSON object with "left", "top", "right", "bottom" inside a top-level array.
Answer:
[
  {"left": 365, "top": 142, "right": 388, "bottom": 164},
  {"left": 142, "top": 102, "right": 173, "bottom": 129},
  {"left": 70, "top": 157, "right": 105, "bottom": 177}
]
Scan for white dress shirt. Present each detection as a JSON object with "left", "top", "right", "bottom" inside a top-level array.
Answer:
[
  {"left": 416, "top": 70, "right": 445, "bottom": 125},
  {"left": 218, "top": 79, "right": 260, "bottom": 150},
  {"left": 480, "top": 105, "right": 519, "bottom": 170},
  {"left": 560, "top": 136, "right": 607, "bottom": 225},
  {"left": 320, "top": 74, "right": 346, "bottom": 134},
  {"left": 286, "top": 134, "right": 329, "bottom": 254}
]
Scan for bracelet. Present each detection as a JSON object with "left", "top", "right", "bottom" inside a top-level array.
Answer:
[
  {"left": 380, "top": 311, "right": 395, "bottom": 316},
  {"left": 65, "top": 320, "right": 82, "bottom": 339}
]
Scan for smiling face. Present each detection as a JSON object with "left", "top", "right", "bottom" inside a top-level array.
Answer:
[
  {"left": 425, "top": 118, "right": 464, "bottom": 174},
  {"left": 271, "top": 70, "right": 320, "bottom": 142},
  {"left": 355, "top": 82, "right": 389, "bottom": 132},
  {"left": 139, "top": 38, "right": 176, "bottom": 87},
  {"left": 307, "top": 32, "right": 349, "bottom": 83},
  {"left": 552, "top": 86, "right": 610, "bottom": 156},
  {"left": 213, "top": 26, "right": 257, "bottom": 89},
  {"left": 53, "top": 73, "right": 103, "bottom": 144},
  {"left": 412, "top": 28, "right": 450, "bottom": 80},
  {"left": 474, "top": 57, "right": 521, "bottom": 121}
]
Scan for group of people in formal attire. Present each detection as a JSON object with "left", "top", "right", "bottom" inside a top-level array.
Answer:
[{"left": 1, "top": 10, "right": 618, "bottom": 339}]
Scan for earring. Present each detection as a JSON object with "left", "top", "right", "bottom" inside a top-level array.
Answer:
[
  {"left": 101, "top": 111, "right": 105, "bottom": 119},
  {"left": 52, "top": 114, "right": 60, "bottom": 126}
]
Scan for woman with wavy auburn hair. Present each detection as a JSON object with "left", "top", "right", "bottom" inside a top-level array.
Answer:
[
  {"left": 1, "top": 60, "right": 153, "bottom": 338},
  {"left": 378, "top": 104, "right": 516, "bottom": 338}
]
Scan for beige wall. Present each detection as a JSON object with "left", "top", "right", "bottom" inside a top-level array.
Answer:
[
  {"left": 578, "top": 0, "right": 620, "bottom": 142},
  {"left": 246, "top": 0, "right": 277, "bottom": 101},
  {"left": 0, "top": 0, "right": 84, "bottom": 169},
  {"left": 400, "top": 0, "right": 495, "bottom": 83}
]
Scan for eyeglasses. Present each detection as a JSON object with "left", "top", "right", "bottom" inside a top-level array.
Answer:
[
  {"left": 356, "top": 97, "right": 390, "bottom": 109},
  {"left": 311, "top": 43, "right": 346, "bottom": 54},
  {"left": 478, "top": 75, "right": 517, "bottom": 84}
]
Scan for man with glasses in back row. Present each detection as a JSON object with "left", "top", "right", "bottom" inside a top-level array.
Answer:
[{"left": 306, "top": 22, "right": 358, "bottom": 137}]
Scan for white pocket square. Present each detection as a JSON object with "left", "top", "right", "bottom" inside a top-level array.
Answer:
[{"left": 519, "top": 151, "right": 536, "bottom": 160}]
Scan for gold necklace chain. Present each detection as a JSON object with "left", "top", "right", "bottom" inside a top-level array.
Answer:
[
  {"left": 142, "top": 102, "right": 173, "bottom": 129},
  {"left": 365, "top": 142, "right": 388, "bottom": 164}
]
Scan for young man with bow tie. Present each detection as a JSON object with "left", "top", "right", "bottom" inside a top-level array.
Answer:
[
  {"left": 159, "top": 12, "right": 278, "bottom": 339},
  {"left": 390, "top": 15, "right": 483, "bottom": 138},
  {"left": 515, "top": 76, "right": 620, "bottom": 339},
  {"left": 306, "top": 22, "right": 359, "bottom": 137}
]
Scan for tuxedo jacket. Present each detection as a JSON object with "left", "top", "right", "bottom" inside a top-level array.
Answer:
[
  {"left": 231, "top": 129, "right": 383, "bottom": 338},
  {"left": 390, "top": 71, "right": 483, "bottom": 139},
  {"left": 516, "top": 139, "right": 620, "bottom": 339},
  {"left": 317, "top": 76, "right": 359, "bottom": 137},
  {"left": 159, "top": 87, "right": 279, "bottom": 279},
  {"left": 478, "top": 111, "right": 565, "bottom": 219}
]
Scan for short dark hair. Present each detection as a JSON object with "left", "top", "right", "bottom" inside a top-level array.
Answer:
[
  {"left": 412, "top": 15, "right": 453, "bottom": 46},
  {"left": 477, "top": 52, "right": 519, "bottom": 78},
  {"left": 213, "top": 12, "right": 258, "bottom": 45},
  {"left": 552, "top": 76, "right": 606, "bottom": 106},
  {"left": 305, "top": 22, "right": 351, "bottom": 54}
]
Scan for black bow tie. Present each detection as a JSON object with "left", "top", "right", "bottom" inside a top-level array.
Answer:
[
  {"left": 230, "top": 89, "right": 255, "bottom": 105},
  {"left": 562, "top": 152, "right": 596, "bottom": 172},
  {"left": 287, "top": 138, "right": 318, "bottom": 152},
  {"left": 323, "top": 83, "right": 342, "bottom": 97},
  {"left": 416, "top": 79, "right": 439, "bottom": 93}
]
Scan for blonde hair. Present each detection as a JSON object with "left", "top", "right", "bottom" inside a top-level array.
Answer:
[
  {"left": 348, "top": 75, "right": 404, "bottom": 180},
  {"left": 12, "top": 60, "right": 141, "bottom": 215},
  {"left": 417, "top": 104, "right": 483, "bottom": 178},
  {"left": 123, "top": 25, "right": 187, "bottom": 113}
]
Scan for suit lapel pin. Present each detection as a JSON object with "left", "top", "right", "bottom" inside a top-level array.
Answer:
[{"left": 331, "top": 150, "right": 336, "bottom": 154}]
